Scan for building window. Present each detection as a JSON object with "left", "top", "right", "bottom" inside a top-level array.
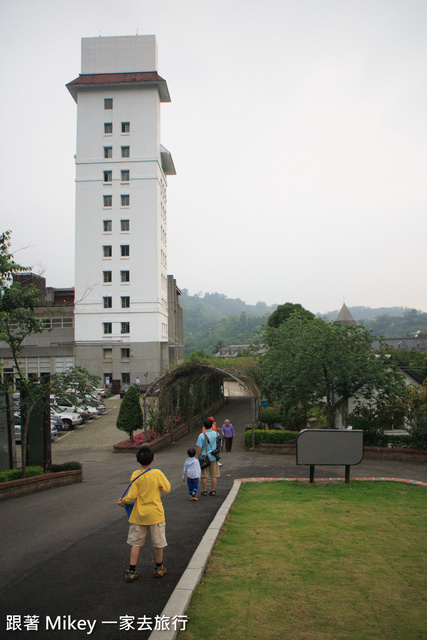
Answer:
[
  {"left": 121, "top": 146, "right": 130, "bottom": 158},
  {"left": 121, "top": 322, "right": 130, "bottom": 334},
  {"left": 121, "top": 170, "right": 130, "bottom": 182},
  {"left": 121, "top": 245, "right": 130, "bottom": 257},
  {"left": 103, "top": 322, "right": 112, "bottom": 334},
  {"left": 103, "top": 219, "right": 112, "bottom": 232},
  {"left": 103, "top": 195, "right": 112, "bottom": 207},
  {"left": 103, "top": 271, "right": 112, "bottom": 283},
  {"left": 120, "top": 219, "right": 130, "bottom": 231},
  {"left": 103, "top": 170, "right": 112, "bottom": 183},
  {"left": 121, "top": 348, "right": 130, "bottom": 359},
  {"left": 121, "top": 122, "right": 130, "bottom": 133},
  {"left": 103, "top": 245, "right": 112, "bottom": 257},
  {"left": 104, "top": 147, "right": 112, "bottom": 158},
  {"left": 103, "top": 348, "right": 112, "bottom": 360},
  {"left": 121, "top": 296, "right": 130, "bottom": 308},
  {"left": 121, "top": 194, "right": 130, "bottom": 207},
  {"left": 104, "top": 98, "right": 113, "bottom": 109},
  {"left": 121, "top": 373, "right": 130, "bottom": 384},
  {"left": 121, "top": 270, "right": 130, "bottom": 283},
  {"left": 103, "top": 296, "right": 112, "bottom": 308},
  {"left": 104, "top": 122, "right": 112, "bottom": 134}
]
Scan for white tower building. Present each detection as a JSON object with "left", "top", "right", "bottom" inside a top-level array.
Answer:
[{"left": 67, "top": 35, "right": 176, "bottom": 388}]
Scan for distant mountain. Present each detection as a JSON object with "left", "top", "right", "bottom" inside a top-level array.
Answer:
[
  {"left": 180, "top": 293, "right": 427, "bottom": 353},
  {"left": 179, "top": 290, "right": 276, "bottom": 355},
  {"left": 319, "top": 306, "right": 424, "bottom": 321}
]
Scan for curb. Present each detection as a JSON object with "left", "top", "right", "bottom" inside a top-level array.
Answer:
[{"left": 148, "top": 476, "right": 426, "bottom": 639}]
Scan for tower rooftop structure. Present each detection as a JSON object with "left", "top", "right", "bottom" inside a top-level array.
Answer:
[{"left": 335, "top": 303, "right": 357, "bottom": 325}]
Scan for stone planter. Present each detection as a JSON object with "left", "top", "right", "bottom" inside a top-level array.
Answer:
[
  {"left": 0, "top": 469, "right": 83, "bottom": 501},
  {"left": 113, "top": 400, "right": 224, "bottom": 453}
]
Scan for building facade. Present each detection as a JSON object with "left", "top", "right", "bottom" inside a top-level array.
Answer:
[{"left": 66, "top": 35, "right": 180, "bottom": 386}]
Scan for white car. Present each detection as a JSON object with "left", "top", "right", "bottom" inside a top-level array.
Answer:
[
  {"left": 50, "top": 396, "right": 93, "bottom": 421},
  {"left": 50, "top": 405, "right": 83, "bottom": 431}
]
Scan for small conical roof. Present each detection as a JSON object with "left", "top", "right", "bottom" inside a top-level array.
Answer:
[{"left": 335, "top": 303, "right": 357, "bottom": 325}]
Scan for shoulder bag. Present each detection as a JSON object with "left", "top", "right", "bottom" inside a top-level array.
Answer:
[
  {"left": 121, "top": 468, "right": 151, "bottom": 520},
  {"left": 199, "top": 433, "right": 211, "bottom": 469}
]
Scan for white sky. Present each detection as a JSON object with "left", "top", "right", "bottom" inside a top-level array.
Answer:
[{"left": 1, "top": 0, "right": 426, "bottom": 314}]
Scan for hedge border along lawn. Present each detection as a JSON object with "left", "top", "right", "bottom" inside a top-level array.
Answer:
[{"left": 181, "top": 481, "right": 427, "bottom": 640}]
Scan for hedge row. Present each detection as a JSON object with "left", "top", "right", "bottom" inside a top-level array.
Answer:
[
  {"left": 48, "top": 462, "right": 82, "bottom": 472},
  {"left": 245, "top": 430, "right": 298, "bottom": 447},
  {"left": 0, "top": 466, "right": 44, "bottom": 483},
  {"left": 245, "top": 429, "right": 421, "bottom": 450}
]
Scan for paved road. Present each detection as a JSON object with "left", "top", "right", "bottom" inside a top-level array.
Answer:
[{"left": 1, "top": 391, "right": 426, "bottom": 639}]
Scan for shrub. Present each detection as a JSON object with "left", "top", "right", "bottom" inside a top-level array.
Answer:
[
  {"left": 407, "top": 413, "right": 427, "bottom": 450},
  {"left": 116, "top": 386, "right": 143, "bottom": 442},
  {"left": 245, "top": 429, "right": 298, "bottom": 447},
  {"left": 258, "top": 407, "right": 281, "bottom": 428},
  {"left": 0, "top": 466, "right": 44, "bottom": 483},
  {"left": 48, "top": 461, "right": 82, "bottom": 472}
]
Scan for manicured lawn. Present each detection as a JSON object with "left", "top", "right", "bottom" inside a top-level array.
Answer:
[{"left": 181, "top": 481, "right": 426, "bottom": 640}]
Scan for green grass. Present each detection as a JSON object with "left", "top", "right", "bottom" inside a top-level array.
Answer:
[{"left": 181, "top": 482, "right": 427, "bottom": 640}]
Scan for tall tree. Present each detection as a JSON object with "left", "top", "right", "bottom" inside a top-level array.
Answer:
[
  {"left": 116, "top": 386, "right": 143, "bottom": 443},
  {"left": 0, "top": 231, "right": 46, "bottom": 475},
  {"left": 266, "top": 302, "right": 314, "bottom": 328},
  {"left": 260, "top": 312, "right": 405, "bottom": 428}
]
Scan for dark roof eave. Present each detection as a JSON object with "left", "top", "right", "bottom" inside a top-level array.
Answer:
[{"left": 66, "top": 72, "right": 171, "bottom": 102}]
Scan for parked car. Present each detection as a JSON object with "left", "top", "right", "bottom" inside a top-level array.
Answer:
[
  {"left": 14, "top": 418, "right": 60, "bottom": 443},
  {"left": 50, "top": 405, "right": 83, "bottom": 430},
  {"left": 119, "top": 383, "right": 140, "bottom": 399},
  {"left": 50, "top": 396, "right": 93, "bottom": 422},
  {"left": 94, "top": 387, "right": 107, "bottom": 398},
  {"left": 84, "top": 393, "right": 107, "bottom": 413}
]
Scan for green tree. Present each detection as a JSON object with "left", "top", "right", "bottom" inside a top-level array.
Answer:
[
  {"left": 266, "top": 302, "right": 314, "bottom": 328},
  {"left": 0, "top": 231, "right": 46, "bottom": 475},
  {"left": 0, "top": 232, "right": 101, "bottom": 474},
  {"left": 116, "top": 386, "right": 143, "bottom": 443},
  {"left": 260, "top": 312, "right": 405, "bottom": 429}
]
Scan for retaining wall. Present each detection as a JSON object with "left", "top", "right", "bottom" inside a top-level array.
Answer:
[{"left": 0, "top": 469, "right": 83, "bottom": 501}]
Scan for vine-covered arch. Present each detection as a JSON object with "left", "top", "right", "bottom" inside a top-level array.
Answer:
[{"left": 141, "top": 361, "right": 261, "bottom": 440}]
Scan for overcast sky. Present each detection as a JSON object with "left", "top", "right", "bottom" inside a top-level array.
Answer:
[{"left": 1, "top": 0, "right": 426, "bottom": 314}]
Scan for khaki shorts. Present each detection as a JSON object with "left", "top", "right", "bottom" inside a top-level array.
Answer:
[
  {"left": 127, "top": 521, "right": 167, "bottom": 548},
  {"left": 201, "top": 460, "right": 220, "bottom": 478}
]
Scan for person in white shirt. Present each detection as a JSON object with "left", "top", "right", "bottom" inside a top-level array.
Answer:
[{"left": 182, "top": 447, "right": 202, "bottom": 501}]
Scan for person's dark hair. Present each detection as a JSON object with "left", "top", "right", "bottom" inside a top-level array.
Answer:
[
  {"left": 136, "top": 445, "right": 154, "bottom": 466},
  {"left": 203, "top": 418, "right": 213, "bottom": 430},
  {"left": 187, "top": 448, "right": 196, "bottom": 457}
]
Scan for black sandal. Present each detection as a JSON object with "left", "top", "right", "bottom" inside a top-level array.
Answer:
[
  {"left": 201, "top": 491, "right": 207, "bottom": 496},
  {"left": 209, "top": 490, "right": 217, "bottom": 496}
]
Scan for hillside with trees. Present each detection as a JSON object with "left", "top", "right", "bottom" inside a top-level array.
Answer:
[
  {"left": 181, "top": 292, "right": 427, "bottom": 354},
  {"left": 180, "top": 290, "right": 276, "bottom": 356},
  {"left": 320, "top": 306, "right": 427, "bottom": 338}
]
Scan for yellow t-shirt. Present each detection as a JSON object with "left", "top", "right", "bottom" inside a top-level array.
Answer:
[{"left": 124, "top": 468, "right": 171, "bottom": 525}]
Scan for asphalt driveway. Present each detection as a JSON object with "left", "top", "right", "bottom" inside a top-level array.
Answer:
[{"left": 1, "top": 392, "right": 425, "bottom": 639}]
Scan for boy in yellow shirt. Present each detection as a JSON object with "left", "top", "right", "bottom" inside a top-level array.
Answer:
[{"left": 117, "top": 445, "right": 171, "bottom": 582}]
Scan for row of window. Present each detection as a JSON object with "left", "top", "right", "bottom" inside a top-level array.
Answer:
[
  {"left": 103, "top": 348, "right": 130, "bottom": 359},
  {"left": 103, "top": 195, "right": 129, "bottom": 207},
  {"left": 103, "top": 271, "right": 130, "bottom": 283},
  {"left": 104, "top": 219, "right": 129, "bottom": 232},
  {"left": 104, "top": 170, "right": 130, "bottom": 182},
  {"left": 103, "top": 296, "right": 130, "bottom": 308},
  {"left": 104, "top": 146, "right": 129, "bottom": 158},
  {"left": 103, "top": 322, "right": 130, "bottom": 335},
  {"left": 103, "top": 245, "right": 130, "bottom": 258},
  {"left": 5, "top": 317, "right": 74, "bottom": 331},
  {"left": 104, "top": 122, "right": 130, "bottom": 134}
]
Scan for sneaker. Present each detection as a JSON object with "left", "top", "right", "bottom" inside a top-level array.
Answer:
[
  {"left": 125, "top": 569, "right": 138, "bottom": 582},
  {"left": 189, "top": 496, "right": 198, "bottom": 501},
  {"left": 153, "top": 565, "right": 167, "bottom": 578}
]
